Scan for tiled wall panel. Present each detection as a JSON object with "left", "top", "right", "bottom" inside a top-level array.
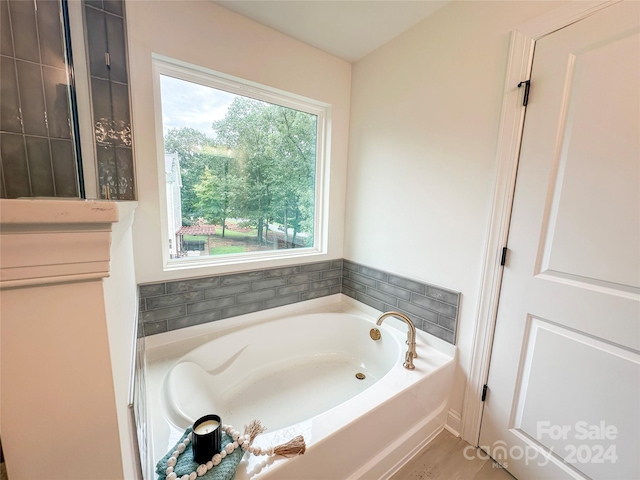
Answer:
[
  {"left": 342, "top": 260, "right": 460, "bottom": 344},
  {"left": 0, "top": 0, "right": 79, "bottom": 198},
  {"left": 138, "top": 259, "right": 461, "bottom": 344},
  {"left": 138, "top": 260, "right": 343, "bottom": 337}
]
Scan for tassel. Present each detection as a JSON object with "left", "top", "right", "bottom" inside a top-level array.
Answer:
[
  {"left": 244, "top": 420, "right": 267, "bottom": 443},
  {"left": 273, "top": 435, "right": 306, "bottom": 457}
]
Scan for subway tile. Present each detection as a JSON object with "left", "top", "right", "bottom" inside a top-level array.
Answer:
[
  {"left": 251, "top": 278, "right": 286, "bottom": 291},
  {"left": 375, "top": 281, "right": 412, "bottom": 301},
  {"left": 287, "top": 273, "right": 321, "bottom": 284},
  {"left": 136, "top": 259, "right": 459, "bottom": 344},
  {"left": 237, "top": 289, "right": 275, "bottom": 304},
  {"left": 350, "top": 272, "right": 376, "bottom": 288},
  {"left": 9, "top": 0, "right": 39, "bottom": 62},
  {"left": 139, "top": 297, "right": 146, "bottom": 312},
  {"left": 50, "top": 139, "right": 78, "bottom": 197},
  {"left": 169, "top": 311, "right": 221, "bottom": 331},
  {"left": 204, "top": 283, "right": 250, "bottom": 299},
  {"left": 301, "top": 287, "right": 331, "bottom": 301},
  {"left": 321, "top": 269, "right": 342, "bottom": 279},
  {"left": 139, "top": 283, "right": 165, "bottom": 297},
  {"left": 300, "top": 261, "right": 332, "bottom": 273},
  {"left": 25, "top": 136, "right": 54, "bottom": 197},
  {"left": 220, "top": 270, "right": 263, "bottom": 286},
  {"left": 365, "top": 287, "right": 397, "bottom": 307},
  {"left": 146, "top": 291, "right": 203, "bottom": 310},
  {"left": 342, "top": 278, "right": 365, "bottom": 293},
  {"left": 1, "top": 0, "right": 14, "bottom": 56},
  {"left": 310, "top": 278, "right": 340, "bottom": 290},
  {"left": 0, "top": 56, "right": 22, "bottom": 133},
  {"left": 166, "top": 276, "right": 220, "bottom": 293},
  {"left": 1, "top": 132, "right": 31, "bottom": 198},
  {"left": 221, "top": 302, "right": 263, "bottom": 319},
  {"left": 425, "top": 285, "right": 459, "bottom": 306},
  {"left": 388, "top": 274, "right": 426, "bottom": 295},
  {"left": 343, "top": 260, "right": 359, "bottom": 272},
  {"left": 36, "top": 0, "right": 65, "bottom": 69},
  {"left": 355, "top": 292, "right": 385, "bottom": 312},
  {"left": 140, "top": 305, "right": 185, "bottom": 323},
  {"left": 265, "top": 294, "right": 299, "bottom": 309},
  {"left": 16, "top": 60, "right": 47, "bottom": 136},
  {"left": 331, "top": 259, "right": 343, "bottom": 269},
  {"left": 263, "top": 266, "right": 300, "bottom": 278},
  {"left": 342, "top": 286, "right": 356, "bottom": 299},
  {"left": 277, "top": 283, "right": 309, "bottom": 296},
  {"left": 187, "top": 296, "right": 235, "bottom": 314},
  {"left": 410, "top": 293, "right": 457, "bottom": 318},
  {"left": 359, "top": 265, "right": 388, "bottom": 282},
  {"left": 143, "top": 320, "right": 167, "bottom": 336},
  {"left": 421, "top": 321, "right": 455, "bottom": 344},
  {"left": 397, "top": 300, "right": 439, "bottom": 324},
  {"left": 438, "top": 315, "right": 456, "bottom": 332}
]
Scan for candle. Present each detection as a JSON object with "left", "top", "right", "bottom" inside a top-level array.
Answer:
[
  {"left": 194, "top": 420, "right": 219, "bottom": 435},
  {"left": 192, "top": 414, "right": 222, "bottom": 464}
]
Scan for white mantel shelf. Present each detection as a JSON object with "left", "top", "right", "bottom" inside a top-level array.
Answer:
[{"left": 0, "top": 198, "right": 121, "bottom": 289}]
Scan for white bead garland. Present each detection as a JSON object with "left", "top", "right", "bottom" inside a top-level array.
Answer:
[{"left": 164, "top": 423, "right": 279, "bottom": 479}]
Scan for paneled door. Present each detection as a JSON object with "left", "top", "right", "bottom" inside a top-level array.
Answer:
[{"left": 479, "top": 1, "right": 640, "bottom": 479}]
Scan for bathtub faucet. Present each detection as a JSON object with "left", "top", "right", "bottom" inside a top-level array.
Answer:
[{"left": 376, "top": 311, "right": 418, "bottom": 370}]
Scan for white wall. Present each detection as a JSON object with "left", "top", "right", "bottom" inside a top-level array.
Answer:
[
  {"left": 0, "top": 199, "right": 123, "bottom": 480},
  {"left": 103, "top": 202, "right": 140, "bottom": 479},
  {"left": 126, "top": 0, "right": 352, "bottom": 284},
  {"left": 345, "top": 1, "right": 565, "bottom": 426}
]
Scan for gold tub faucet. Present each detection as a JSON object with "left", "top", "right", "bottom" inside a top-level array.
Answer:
[{"left": 376, "top": 311, "right": 418, "bottom": 370}]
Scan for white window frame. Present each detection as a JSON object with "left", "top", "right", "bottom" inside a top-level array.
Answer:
[{"left": 151, "top": 55, "right": 331, "bottom": 271}]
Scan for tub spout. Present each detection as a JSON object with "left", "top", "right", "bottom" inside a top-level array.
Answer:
[{"left": 376, "top": 311, "right": 417, "bottom": 370}]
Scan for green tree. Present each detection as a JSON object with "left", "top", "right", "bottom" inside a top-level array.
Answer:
[
  {"left": 193, "top": 154, "right": 241, "bottom": 237},
  {"left": 213, "top": 98, "right": 278, "bottom": 243},
  {"left": 164, "top": 127, "right": 215, "bottom": 224}
]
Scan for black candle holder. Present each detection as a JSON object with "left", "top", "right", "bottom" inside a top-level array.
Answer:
[{"left": 192, "top": 414, "right": 222, "bottom": 464}]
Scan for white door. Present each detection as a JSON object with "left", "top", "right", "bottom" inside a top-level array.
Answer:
[{"left": 479, "top": 2, "right": 640, "bottom": 479}]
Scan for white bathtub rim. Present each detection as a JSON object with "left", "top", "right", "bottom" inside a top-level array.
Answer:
[{"left": 145, "top": 296, "right": 457, "bottom": 479}]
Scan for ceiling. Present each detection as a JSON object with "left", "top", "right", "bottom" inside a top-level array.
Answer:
[{"left": 214, "top": 1, "right": 450, "bottom": 63}]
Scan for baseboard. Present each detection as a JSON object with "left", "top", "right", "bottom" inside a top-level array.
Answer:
[{"left": 445, "top": 409, "right": 462, "bottom": 437}]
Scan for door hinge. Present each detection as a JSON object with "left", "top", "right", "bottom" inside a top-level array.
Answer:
[
  {"left": 518, "top": 80, "right": 530, "bottom": 106},
  {"left": 500, "top": 247, "right": 508, "bottom": 266},
  {"left": 105, "top": 52, "right": 111, "bottom": 68},
  {"left": 482, "top": 384, "right": 488, "bottom": 402}
]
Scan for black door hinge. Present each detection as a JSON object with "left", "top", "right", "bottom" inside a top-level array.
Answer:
[
  {"left": 500, "top": 247, "right": 508, "bottom": 266},
  {"left": 518, "top": 80, "right": 531, "bottom": 106},
  {"left": 482, "top": 384, "right": 488, "bottom": 402}
]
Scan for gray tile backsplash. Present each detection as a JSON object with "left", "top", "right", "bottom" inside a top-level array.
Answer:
[
  {"left": 342, "top": 260, "right": 460, "bottom": 344},
  {"left": 138, "top": 259, "right": 460, "bottom": 344}
]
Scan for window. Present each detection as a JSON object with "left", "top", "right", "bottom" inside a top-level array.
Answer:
[{"left": 153, "top": 58, "right": 329, "bottom": 267}]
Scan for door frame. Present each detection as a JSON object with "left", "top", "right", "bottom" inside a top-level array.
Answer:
[{"left": 460, "top": 0, "right": 624, "bottom": 447}]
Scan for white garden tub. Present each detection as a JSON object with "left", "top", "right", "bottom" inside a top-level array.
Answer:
[{"left": 146, "top": 298, "right": 455, "bottom": 479}]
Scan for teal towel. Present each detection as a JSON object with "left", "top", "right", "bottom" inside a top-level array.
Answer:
[{"left": 156, "top": 427, "right": 245, "bottom": 480}]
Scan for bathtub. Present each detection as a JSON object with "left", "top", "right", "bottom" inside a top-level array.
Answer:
[{"left": 146, "top": 298, "right": 455, "bottom": 479}]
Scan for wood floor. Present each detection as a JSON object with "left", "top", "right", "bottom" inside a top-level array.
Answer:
[{"left": 391, "top": 430, "right": 516, "bottom": 480}]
